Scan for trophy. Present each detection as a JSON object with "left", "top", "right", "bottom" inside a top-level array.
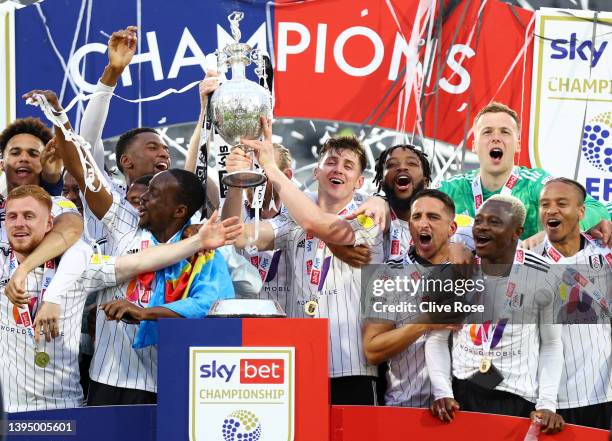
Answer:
[{"left": 211, "top": 11, "right": 271, "bottom": 188}]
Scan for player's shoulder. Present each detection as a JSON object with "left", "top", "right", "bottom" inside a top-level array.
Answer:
[
  {"left": 436, "top": 170, "right": 476, "bottom": 188},
  {"left": 519, "top": 248, "right": 553, "bottom": 272},
  {"left": 51, "top": 196, "right": 80, "bottom": 216},
  {"left": 517, "top": 166, "right": 551, "bottom": 183}
]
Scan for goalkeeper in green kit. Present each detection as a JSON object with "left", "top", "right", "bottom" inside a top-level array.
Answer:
[{"left": 436, "top": 102, "right": 611, "bottom": 248}]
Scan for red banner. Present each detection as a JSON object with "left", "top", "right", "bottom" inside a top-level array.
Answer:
[{"left": 273, "top": 0, "right": 535, "bottom": 166}]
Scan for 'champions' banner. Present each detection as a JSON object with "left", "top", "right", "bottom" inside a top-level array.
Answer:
[
  {"left": 7, "top": 1, "right": 535, "bottom": 159},
  {"left": 529, "top": 8, "right": 612, "bottom": 202}
]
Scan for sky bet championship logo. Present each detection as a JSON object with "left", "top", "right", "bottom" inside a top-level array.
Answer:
[
  {"left": 581, "top": 112, "right": 612, "bottom": 174},
  {"left": 189, "top": 347, "right": 294, "bottom": 441}
]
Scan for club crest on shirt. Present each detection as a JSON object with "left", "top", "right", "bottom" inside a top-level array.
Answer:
[{"left": 589, "top": 255, "right": 603, "bottom": 271}]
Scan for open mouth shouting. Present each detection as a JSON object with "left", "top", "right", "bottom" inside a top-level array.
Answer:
[
  {"left": 415, "top": 231, "right": 435, "bottom": 254},
  {"left": 154, "top": 161, "right": 169, "bottom": 172},
  {"left": 394, "top": 173, "right": 412, "bottom": 192},
  {"left": 544, "top": 217, "right": 562, "bottom": 233},
  {"left": 474, "top": 234, "right": 492, "bottom": 249},
  {"left": 329, "top": 176, "right": 345, "bottom": 185},
  {"left": 489, "top": 148, "right": 504, "bottom": 164}
]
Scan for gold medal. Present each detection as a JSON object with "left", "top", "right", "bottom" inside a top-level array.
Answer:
[
  {"left": 304, "top": 300, "right": 318, "bottom": 316},
  {"left": 479, "top": 356, "right": 491, "bottom": 373},
  {"left": 35, "top": 351, "right": 50, "bottom": 368}
]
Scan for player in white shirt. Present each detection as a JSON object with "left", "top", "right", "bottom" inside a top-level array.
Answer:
[
  {"left": 535, "top": 178, "right": 612, "bottom": 429},
  {"left": 363, "top": 190, "right": 463, "bottom": 408},
  {"left": 223, "top": 122, "right": 384, "bottom": 404},
  {"left": 54, "top": 123, "right": 243, "bottom": 404},
  {"left": 0, "top": 185, "right": 240, "bottom": 412},
  {"left": 240, "top": 143, "right": 294, "bottom": 310},
  {"left": 426, "top": 195, "right": 565, "bottom": 434}
]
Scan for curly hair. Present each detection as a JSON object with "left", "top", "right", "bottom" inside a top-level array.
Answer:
[
  {"left": 373, "top": 144, "right": 431, "bottom": 191},
  {"left": 0, "top": 117, "right": 53, "bottom": 156}
]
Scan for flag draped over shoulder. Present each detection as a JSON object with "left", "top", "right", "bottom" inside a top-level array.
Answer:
[{"left": 133, "top": 225, "right": 234, "bottom": 348}]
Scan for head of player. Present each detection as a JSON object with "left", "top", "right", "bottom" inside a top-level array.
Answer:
[
  {"left": 137, "top": 169, "right": 204, "bottom": 242},
  {"left": 246, "top": 143, "right": 293, "bottom": 215},
  {"left": 314, "top": 136, "right": 366, "bottom": 208},
  {"left": 409, "top": 189, "right": 457, "bottom": 263},
  {"left": 5, "top": 185, "right": 53, "bottom": 261},
  {"left": 473, "top": 194, "right": 526, "bottom": 263},
  {"left": 115, "top": 128, "right": 171, "bottom": 187},
  {"left": 472, "top": 102, "right": 520, "bottom": 179},
  {"left": 374, "top": 144, "right": 431, "bottom": 217},
  {"left": 0, "top": 117, "right": 53, "bottom": 192},
  {"left": 126, "top": 173, "right": 154, "bottom": 209}
]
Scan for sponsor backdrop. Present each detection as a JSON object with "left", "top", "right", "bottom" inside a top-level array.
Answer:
[
  {"left": 530, "top": 9, "right": 612, "bottom": 202},
  {"left": 0, "top": 1, "right": 609, "bottom": 200}
]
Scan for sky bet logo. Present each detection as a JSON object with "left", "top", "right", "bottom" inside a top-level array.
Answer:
[
  {"left": 550, "top": 33, "right": 608, "bottom": 67},
  {"left": 200, "top": 359, "right": 284, "bottom": 384}
]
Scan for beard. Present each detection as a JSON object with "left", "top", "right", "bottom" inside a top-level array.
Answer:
[{"left": 381, "top": 178, "right": 426, "bottom": 212}]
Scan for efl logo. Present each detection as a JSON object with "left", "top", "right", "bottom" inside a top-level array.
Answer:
[{"left": 240, "top": 359, "right": 284, "bottom": 384}]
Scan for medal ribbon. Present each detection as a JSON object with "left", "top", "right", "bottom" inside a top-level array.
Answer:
[
  {"left": 471, "top": 166, "right": 520, "bottom": 211},
  {"left": 9, "top": 251, "right": 57, "bottom": 349},
  {"left": 477, "top": 248, "right": 525, "bottom": 355},
  {"left": 304, "top": 199, "right": 359, "bottom": 313},
  {"left": 388, "top": 209, "right": 405, "bottom": 261},
  {"left": 543, "top": 235, "right": 610, "bottom": 313}
]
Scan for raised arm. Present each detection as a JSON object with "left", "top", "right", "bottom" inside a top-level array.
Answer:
[
  {"left": 184, "top": 73, "right": 219, "bottom": 173},
  {"left": 81, "top": 26, "right": 137, "bottom": 168},
  {"left": 114, "top": 213, "right": 241, "bottom": 283},
  {"left": 240, "top": 120, "right": 357, "bottom": 245}
]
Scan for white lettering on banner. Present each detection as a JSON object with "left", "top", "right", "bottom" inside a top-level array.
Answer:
[
  {"left": 121, "top": 31, "right": 164, "bottom": 86},
  {"left": 276, "top": 21, "right": 473, "bottom": 92},
  {"left": 68, "top": 43, "right": 107, "bottom": 93},
  {"left": 277, "top": 22, "right": 311, "bottom": 71},
  {"left": 66, "top": 24, "right": 267, "bottom": 93},
  {"left": 168, "top": 27, "right": 207, "bottom": 79},
  {"left": 333, "top": 26, "right": 384, "bottom": 77},
  {"left": 439, "top": 44, "right": 475, "bottom": 94}
]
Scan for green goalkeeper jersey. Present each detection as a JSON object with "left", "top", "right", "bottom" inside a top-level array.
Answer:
[{"left": 436, "top": 166, "right": 610, "bottom": 240}]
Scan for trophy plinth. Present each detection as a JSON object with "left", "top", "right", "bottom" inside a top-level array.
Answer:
[{"left": 211, "top": 11, "right": 272, "bottom": 189}]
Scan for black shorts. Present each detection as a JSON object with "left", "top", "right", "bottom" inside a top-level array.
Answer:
[
  {"left": 452, "top": 377, "right": 534, "bottom": 418},
  {"left": 87, "top": 380, "right": 157, "bottom": 406},
  {"left": 558, "top": 401, "right": 612, "bottom": 430},
  {"left": 330, "top": 376, "right": 379, "bottom": 406}
]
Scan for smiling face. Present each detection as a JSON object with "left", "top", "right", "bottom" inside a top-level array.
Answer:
[
  {"left": 314, "top": 147, "right": 364, "bottom": 203},
  {"left": 62, "top": 173, "right": 83, "bottom": 214},
  {"left": 120, "top": 132, "right": 171, "bottom": 182},
  {"left": 382, "top": 147, "right": 428, "bottom": 211},
  {"left": 138, "top": 171, "right": 184, "bottom": 232},
  {"left": 473, "top": 200, "right": 522, "bottom": 259},
  {"left": 5, "top": 195, "right": 53, "bottom": 256},
  {"left": 539, "top": 181, "right": 584, "bottom": 245},
  {"left": 408, "top": 196, "right": 456, "bottom": 262},
  {"left": 2, "top": 134, "right": 44, "bottom": 190},
  {"left": 473, "top": 112, "right": 519, "bottom": 177}
]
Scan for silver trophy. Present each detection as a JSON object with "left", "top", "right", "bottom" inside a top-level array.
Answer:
[{"left": 211, "top": 11, "right": 271, "bottom": 188}]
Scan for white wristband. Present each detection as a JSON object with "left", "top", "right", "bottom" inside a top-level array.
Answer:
[{"left": 52, "top": 111, "right": 69, "bottom": 126}]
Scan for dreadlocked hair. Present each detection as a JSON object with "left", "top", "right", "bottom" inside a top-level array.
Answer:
[{"left": 373, "top": 144, "right": 431, "bottom": 191}]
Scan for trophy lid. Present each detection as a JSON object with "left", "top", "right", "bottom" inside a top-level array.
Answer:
[{"left": 207, "top": 299, "right": 286, "bottom": 318}]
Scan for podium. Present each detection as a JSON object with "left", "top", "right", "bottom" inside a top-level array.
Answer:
[
  {"left": 157, "top": 318, "right": 330, "bottom": 441},
  {"left": 5, "top": 318, "right": 610, "bottom": 440}
]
